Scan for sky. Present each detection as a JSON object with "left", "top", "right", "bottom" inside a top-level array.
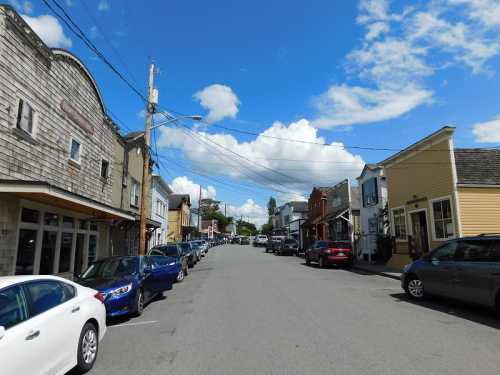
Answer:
[{"left": 9, "top": 0, "right": 500, "bottom": 227}]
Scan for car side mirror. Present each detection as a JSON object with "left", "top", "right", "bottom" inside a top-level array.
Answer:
[{"left": 0, "top": 326, "right": 5, "bottom": 340}]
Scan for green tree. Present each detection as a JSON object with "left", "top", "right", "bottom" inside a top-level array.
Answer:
[
  {"left": 200, "top": 198, "right": 220, "bottom": 220},
  {"left": 261, "top": 223, "right": 273, "bottom": 235},
  {"left": 237, "top": 219, "right": 257, "bottom": 236}
]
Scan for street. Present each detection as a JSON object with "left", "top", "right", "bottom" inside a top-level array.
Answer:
[{"left": 87, "top": 244, "right": 500, "bottom": 375}]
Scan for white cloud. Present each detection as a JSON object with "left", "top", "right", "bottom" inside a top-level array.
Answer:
[
  {"left": 193, "top": 84, "right": 240, "bottom": 124},
  {"left": 472, "top": 116, "right": 500, "bottom": 142},
  {"left": 22, "top": 14, "right": 72, "bottom": 48},
  {"left": 9, "top": 0, "right": 33, "bottom": 14},
  {"left": 312, "top": 0, "right": 500, "bottom": 128},
  {"left": 158, "top": 119, "right": 365, "bottom": 194},
  {"left": 169, "top": 176, "right": 216, "bottom": 207},
  {"left": 226, "top": 199, "right": 268, "bottom": 227},
  {"left": 98, "top": 0, "right": 110, "bottom": 11}
]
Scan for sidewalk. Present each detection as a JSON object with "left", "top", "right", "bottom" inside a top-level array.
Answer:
[{"left": 353, "top": 260, "right": 402, "bottom": 280}]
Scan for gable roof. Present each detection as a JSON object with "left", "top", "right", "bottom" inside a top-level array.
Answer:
[
  {"left": 454, "top": 149, "right": 500, "bottom": 186},
  {"left": 169, "top": 194, "right": 190, "bottom": 209},
  {"left": 357, "top": 164, "right": 382, "bottom": 180},
  {"left": 290, "top": 201, "right": 308, "bottom": 212}
]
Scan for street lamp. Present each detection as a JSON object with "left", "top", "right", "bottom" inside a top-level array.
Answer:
[{"left": 151, "top": 114, "right": 203, "bottom": 130}]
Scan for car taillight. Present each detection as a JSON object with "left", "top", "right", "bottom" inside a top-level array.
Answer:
[
  {"left": 324, "top": 249, "right": 331, "bottom": 254},
  {"left": 94, "top": 292, "right": 105, "bottom": 303}
]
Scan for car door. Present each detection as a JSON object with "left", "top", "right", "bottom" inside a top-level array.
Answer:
[
  {"left": 140, "top": 257, "right": 156, "bottom": 300},
  {"left": 149, "top": 256, "right": 175, "bottom": 289},
  {"left": 416, "top": 241, "right": 458, "bottom": 297},
  {"left": 453, "top": 239, "right": 496, "bottom": 306}
]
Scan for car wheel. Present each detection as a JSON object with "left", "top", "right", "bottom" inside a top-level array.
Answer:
[
  {"left": 405, "top": 276, "right": 424, "bottom": 299},
  {"left": 177, "top": 269, "right": 185, "bottom": 282},
  {"left": 74, "top": 322, "right": 98, "bottom": 374},
  {"left": 134, "top": 289, "right": 144, "bottom": 316},
  {"left": 319, "top": 257, "right": 326, "bottom": 268},
  {"left": 305, "top": 254, "right": 311, "bottom": 265}
]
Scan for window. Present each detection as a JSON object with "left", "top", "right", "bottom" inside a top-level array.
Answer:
[
  {"left": 62, "top": 216, "right": 74, "bottom": 229},
  {"left": 131, "top": 179, "right": 140, "bottom": 207},
  {"left": 40, "top": 231, "right": 57, "bottom": 274},
  {"left": 16, "top": 99, "right": 34, "bottom": 135},
  {"left": 431, "top": 241, "right": 457, "bottom": 261},
  {"left": 392, "top": 208, "right": 407, "bottom": 240},
  {"left": 21, "top": 208, "right": 40, "bottom": 224},
  {"left": 25, "top": 281, "right": 70, "bottom": 316},
  {"left": 15, "top": 229, "right": 37, "bottom": 275},
  {"left": 69, "top": 138, "right": 81, "bottom": 163},
  {"left": 432, "top": 198, "right": 455, "bottom": 240},
  {"left": 100, "top": 159, "right": 109, "bottom": 179},
  {"left": 0, "top": 286, "right": 29, "bottom": 329},
  {"left": 44, "top": 212, "right": 59, "bottom": 227},
  {"left": 88, "top": 235, "right": 97, "bottom": 265},
  {"left": 59, "top": 232, "right": 73, "bottom": 273},
  {"left": 362, "top": 178, "right": 378, "bottom": 207}
]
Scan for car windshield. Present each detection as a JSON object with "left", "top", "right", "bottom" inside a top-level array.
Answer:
[
  {"left": 180, "top": 243, "right": 191, "bottom": 252},
  {"left": 284, "top": 239, "right": 297, "bottom": 244},
  {"left": 80, "top": 257, "right": 138, "bottom": 279},
  {"left": 157, "top": 245, "right": 179, "bottom": 257}
]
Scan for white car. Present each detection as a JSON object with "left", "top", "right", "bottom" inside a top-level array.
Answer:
[
  {"left": 254, "top": 235, "right": 268, "bottom": 246},
  {"left": 0, "top": 275, "right": 107, "bottom": 375}
]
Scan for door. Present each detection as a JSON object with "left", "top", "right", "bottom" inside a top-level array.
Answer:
[
  {"left": 453, "top": 240, "right": 496, "bottom": 306},
  {"left": 74, "top": 234, "right": 86, "bottom": 277},
  {"left": 417, "top": 241, "right": 457, "bottom": 297},
  {"left": 411, "top": 211, "right": 429, "bottom": 257}
]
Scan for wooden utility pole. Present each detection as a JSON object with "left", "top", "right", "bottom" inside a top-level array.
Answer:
[
  {"left": 138, "top": 62, "right": 155, "bottom": 256},
  {"left": 197, "top": 185, "right": 202, "bottom": 235}
]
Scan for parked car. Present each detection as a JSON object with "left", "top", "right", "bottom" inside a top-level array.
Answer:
[
  {"left": 190, "top": 241, "right": 204, "bottom": 259},
  {"left": 254, "top": 235, "right": 268, "bottom": 247},
  {"left": 149, "top": 243, "right": 189, "bottom": 282},
  {"left": 76, "top": 256, "right": 176, "bottom": 317},
  {"left": 178, "top": 242, "right": 197, "bottom": 267},
  {"left": 231, "top": 236, "right": 240, "bottom": 244},
  {"left": 0, "top": 275, "right": 106, "bottom": 375},
  {"left": 305, "top": 240, "right": 353, "bottom": 268},
  {"left": 277, "top": 239, "right": 299, "bottom": 256},
  {"left": 240, "top": 236, "right": 251, "bottom": 245},
  {"left": 402, "top": 235, "right": 500, "bottom": 310},
  {"left": 265, "top": 239, "right": 282, "bottom": 253}
]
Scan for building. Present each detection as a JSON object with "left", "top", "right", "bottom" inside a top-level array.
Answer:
[
  {"left": 0, "top": 5, "right": 133, "bottom": 277},
  {"left": 148, "top": 174, "right": 172, "bottom": 249},
  {"left": 381, "top": 126, "right": 500, "bottom": 268},
  {"left": 302, "top": 187, "right": 331, "bottom": 249},
  {"left": 357, "top": 164, "right": 388, "bottom": 261},
  {"left": 226, "top": 223, "right": 237, "bottom": 236},
  {"left": 279, "top": 201, "right": 308, "bottom": 241},
  {"left": 202, "top": 219, "right": 219, "bottom": 239},
  {"left": 167, "top": 194, "right": 191, "bottom": 242}
]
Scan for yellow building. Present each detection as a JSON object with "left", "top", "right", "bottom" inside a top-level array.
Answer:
[
  {"left": 167, "top": 194, "right": 191, "bottom": 242},
  {"left": 381, "top": 126, "right": 500, "bottom": 268}
]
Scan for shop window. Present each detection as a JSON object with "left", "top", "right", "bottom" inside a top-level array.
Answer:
[
  {"left": 432, "top": 198, "right": 455, "bottom": 240},
  {"left": 69, "top": 138, "right": 81, "bottom": 163},
  {"left": 16, "top": 99, "right": 34, "bottom": 135},
  {"left": 79, "top": 220, "right": 88, "bottom": 230},
  {"left": 62, "top": 216, "right": 74, "bottom": 229},
  {"left": 88, "top": 235, "right": 97, "bottom": 264},
  {"left": 90, "top": 221, "right": 98, "bottom": 232},
  {"left": 100, "top": 159, "right": 109, "bottom": 179},
  {"left": 392, "top": 208, "right": 407, "bottom": 240},
  {"left": 59, "top": 233, "right": 73, "bottom": 273},
  {"left": 15, "top": 229, "right": 37, "bottom": 275},
  {"left": 44, "top": 212, "right": 59, "bottom": 227},
  {"left": 21, "top": 208, "right": 39, "bottom": 224},
  {"left": 40, "top": 231, "right": 57, "bottom": 274}
]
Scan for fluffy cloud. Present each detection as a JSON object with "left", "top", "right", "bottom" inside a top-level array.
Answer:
[
  {"left": 312, "top": 0, "right": 500, "bottom": 128},
  {"left": 193, "top": 84, "right": 240, "bottom": 124},
  {"left": 22, "top": 14, "right": 72, "bottom": 48},
  {"left": 472, "top": 116, "right": 500, "bottom": 142},
  {"left": 169, "top": 176, "right": 216, "bottom": 207},
  {"left": 98, "top": 0, "right": 110, "bottom": 11},
  {"left": 158, "top": 119, "right": 365, "bottom": 195},
  {"left": 226, "top": 199, "right": 268, "bottom": 227}
]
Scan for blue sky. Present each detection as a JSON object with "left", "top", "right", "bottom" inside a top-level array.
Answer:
[{"left": 11, "top": 0, "right": 500, "bottom": 226}]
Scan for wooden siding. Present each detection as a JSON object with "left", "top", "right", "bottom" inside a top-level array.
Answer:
[{"left": 458, "top": 187, "right": 500, "bottom": 236}]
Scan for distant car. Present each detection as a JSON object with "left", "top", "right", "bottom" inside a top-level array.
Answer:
[
  {"left": 76, "top": 256, "right": 177, "bottom": 317},
  {"left": 277, "top": 239, "right": 299, "bottom": 256},
  {"left": 231, "top": 237, "right": 240, "bottom": 244},
  {"left": 190, "top": 241, "right": 204, "bottom": 260},
  {"left": 265, "top": 239, "right": 282, "bottom": 253},
  {"left": 240, "top": 236, "right": 250, "bottom": 245},
  {"left": 149, "top": 243, "right": 189, "bottom": 281},
  {"left": 305, "top": 240, "right": 353, "bottom": 268},
  {"left": 0, "top": 275, "right": 106, "bottom": 375},
  {"left": 402, "top": 235, "right": 500, "bottom": 310},
  {"left": 254, "top": 235, "right": 268, "bottom": 247},
  {"left": 179, "top": 242, "right": 197, "bottom": 267}
]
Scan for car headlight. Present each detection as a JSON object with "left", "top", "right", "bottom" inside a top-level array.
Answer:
[
  {"left": 110, "top": 283, "right": 132, "bottom": 297},
  {"left": 403, "top": 263, "right": 412, "bottom": 273},
  {"left": 168, "top": 262, "right": 177, "bottom": 266}
]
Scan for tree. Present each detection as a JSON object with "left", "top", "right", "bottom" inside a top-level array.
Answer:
[
  {"left": 237, "top": 219, "right": 257, "bottom": 236},
  {"left": 267, "top": 196, "right": 276, "bottom": 224},
  {"left": 200, "top": 198, "right": 220, "bottom": 220},
  {"left": 261, "top": 223, "right": 273, "bottom": 235}
]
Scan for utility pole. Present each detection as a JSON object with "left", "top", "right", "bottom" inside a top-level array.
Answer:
[
  {"left": 197, "top": 185, "right": 202, "bottom": 236},
  {"left": 138, "top": 62, "right": 155, "bottom": 256},
  {"left": 224, "top": 202, "right": 227, "bottom": 217}
]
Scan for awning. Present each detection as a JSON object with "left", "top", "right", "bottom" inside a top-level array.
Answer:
[{"left": 0, "top": 180, "right": 135, "bottom": 220}]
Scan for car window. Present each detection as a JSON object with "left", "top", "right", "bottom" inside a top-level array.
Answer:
[
  {"left": 150, "top": 256, "right": 167, "bottom": 268},
  {"left": 430, "top": 241, "right": 457, "bottom": 261},
  {"left": 456, "top": 240, "right": 496, "bottom": 262},
  {"left": 25, "top": 281, "right": 71, "bottom": 316},
  {"left": 142, "top": 257, "right": 152, "bottom": 272},
  {"left": 81, "top": 258, "right": 138, "bottom": 279},
  {"left": 0, "top": 285, "right": 29, "bottom": 329}
]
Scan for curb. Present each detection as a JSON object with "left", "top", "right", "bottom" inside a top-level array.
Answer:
[{"left": 352, "top": 265, "right": 402, "bottom": 281}]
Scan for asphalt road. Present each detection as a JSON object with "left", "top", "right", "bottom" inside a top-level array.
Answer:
[{"left": 86, "top": 244, "right": 500, "bottom": 375}]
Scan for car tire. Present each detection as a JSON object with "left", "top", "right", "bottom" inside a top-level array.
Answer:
[
  {"left": 74, "top": 322, "right": 98, "bottom": 374},
  {"left": 176, "top": 269, "right": 185, "bottom": 282},
  {"left": 134, "top": 289, "right": 144, "bottom": 316},
  {"left": 319, "top": 257, "right": 326, "bottom": 268},
  {"left": 305, "top": 254, "right": 311, "bottom": 265},
  {"left": 405, "top": 275, "right": 424, "bottom": 299}
]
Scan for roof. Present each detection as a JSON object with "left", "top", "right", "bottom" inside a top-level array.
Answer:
[
  {"left": 123, "top": 131, "right": 144, "bottom": 142},
  {"left": 316, "top": 187, "right": 335, "bottom": 194},
  {"left": 357, "top": 164, "right": 382, "bottom": 180},
  {"left": 169, "top": 194, "right": 190, "bottom": 209},
  {"left": 454, "top": 148, "right": 500, "bottom": 185},
  {"left": 290, "top": 201, "right": 308, "bottom": 212},
  {"left": 151, "top": 174, "right": 173, "bottom": 195}
]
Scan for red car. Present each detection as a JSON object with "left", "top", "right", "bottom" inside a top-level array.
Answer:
[{"left": 305, "top": 240, "right": 353, "bottom": 268}]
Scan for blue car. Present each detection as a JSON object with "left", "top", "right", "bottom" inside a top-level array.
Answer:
[{"left": 76, "top": 255, "right": 181, "bottom": 317}]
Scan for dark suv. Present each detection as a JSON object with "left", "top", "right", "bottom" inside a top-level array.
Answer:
[{"left": 402, "top": 235, "right": 500, "bottom": 310}]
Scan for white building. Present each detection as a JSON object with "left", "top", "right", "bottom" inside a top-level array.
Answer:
[
  {"left": 279, "top": 201, "right": 308, "bottom": 239},
  {"left": 357, "top": 164, "right": 388, "bottom": 261},
  {"left": 148, "top": 174, "right": 172, "bottom": 249}
]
